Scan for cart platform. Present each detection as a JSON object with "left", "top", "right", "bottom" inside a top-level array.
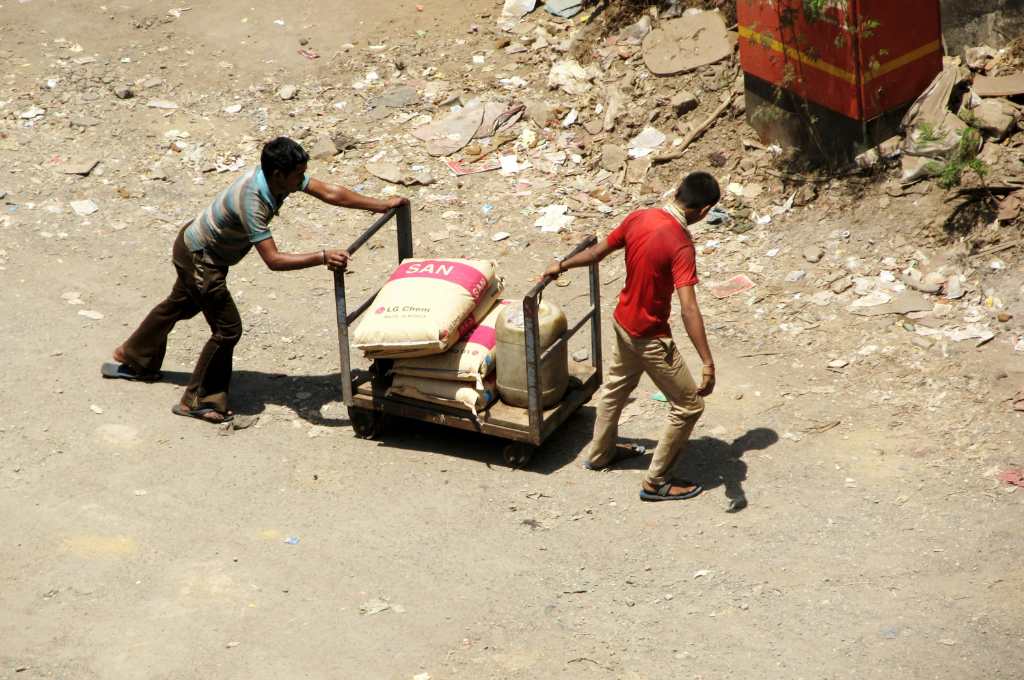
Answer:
[{"left": 333, "top": 204, "right": 603, "bottom": 466}]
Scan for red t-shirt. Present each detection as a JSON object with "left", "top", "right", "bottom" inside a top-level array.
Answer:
[{"left": 607, "top": 208, "right": 699, "bottom": 338}]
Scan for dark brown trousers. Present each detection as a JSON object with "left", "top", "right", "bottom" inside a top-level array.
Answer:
[{"left": 120, "top": 227, "right": 242, "bottom": 413}]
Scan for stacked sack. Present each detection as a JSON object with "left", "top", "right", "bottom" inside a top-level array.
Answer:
[{"left": 353, "top": 258, "right": 505, "bottom": 416}]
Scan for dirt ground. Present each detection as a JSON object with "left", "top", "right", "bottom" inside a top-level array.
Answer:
[{"left": 2, "top": 1, "right": 1023, "bottom": 678}]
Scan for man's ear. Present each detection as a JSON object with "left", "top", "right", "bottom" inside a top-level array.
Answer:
[{"left": 699, "top": 205, "right": 711, "bottom": 220}]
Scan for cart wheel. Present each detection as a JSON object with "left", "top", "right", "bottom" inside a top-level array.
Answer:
[
  {"left": 503, "top": 443, "right": 537, "bottom": 468},
  {"left": 348, "top": 407, "right": 382, "bottom": 440}
]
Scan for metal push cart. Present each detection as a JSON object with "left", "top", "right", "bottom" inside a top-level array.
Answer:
[{"left": 332, "top": 204, "right": 604, "bottom": 466}]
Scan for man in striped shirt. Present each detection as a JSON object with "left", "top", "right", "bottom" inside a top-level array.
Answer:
[{"left": 104, "top": 137, "right": 406, "bottom": 424}]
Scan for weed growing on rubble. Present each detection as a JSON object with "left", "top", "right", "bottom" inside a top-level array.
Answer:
[{"left": 929, "top": 128, "right": 988, "bottom": 189}]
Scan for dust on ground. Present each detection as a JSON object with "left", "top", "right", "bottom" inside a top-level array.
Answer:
[{"left": 1, "top": 1, "right": 1023, "bottom": 679}]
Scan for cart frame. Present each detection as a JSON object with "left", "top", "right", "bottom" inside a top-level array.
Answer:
[{"left": 332, "top": 204, "right": 603, "bottom": 464}]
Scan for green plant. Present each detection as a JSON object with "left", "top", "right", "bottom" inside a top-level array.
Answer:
[
  {"left": 929, "top": 128, "right": 988, "bottom": 189},
  {"left": 915, "top": 122, "right": 943, "bottom": 144}
]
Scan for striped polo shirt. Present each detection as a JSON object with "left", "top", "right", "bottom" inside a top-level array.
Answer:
[{"left": 183, "top": 166, "right": 309, "bottom": 266}]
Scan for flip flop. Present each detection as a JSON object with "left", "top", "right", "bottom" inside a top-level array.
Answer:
[
  {"left": 101, "top": 362, "right": 162, "bottom": 382},
  {"left": 582, "top": 444, "right": 646, "bottom": 471},
  {"left": 171, "top": 403, "right": 234, "bottom": 424},
  {"left": 639, "top": 479, "right": 703, "bottom": 502}
]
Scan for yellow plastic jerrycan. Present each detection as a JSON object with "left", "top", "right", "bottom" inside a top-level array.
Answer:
[{"left": 495, "top": 300, "right": 569, "bottom": 409}]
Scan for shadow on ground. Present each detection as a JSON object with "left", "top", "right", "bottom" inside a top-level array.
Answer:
[{"left": 618, "top": 427, "right": 779, "bottom": 511}]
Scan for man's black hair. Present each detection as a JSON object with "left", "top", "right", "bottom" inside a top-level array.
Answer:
[
  {"left": 675, "top": 171, "right": 721, "bottom": 209},
  {"left": 261, "top": 137, "right": 309, "bottom": 177}
]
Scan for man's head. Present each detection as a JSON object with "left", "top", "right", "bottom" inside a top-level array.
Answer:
[
  {"left": 675, "top": 171, "right": 721, "bottom": 224},
  {"left": 261, "top": 137, "right": 309, "bottom": 194}
]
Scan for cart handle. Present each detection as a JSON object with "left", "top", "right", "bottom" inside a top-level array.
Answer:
[
  {"left": 525, "top": 234, "right": 599, "bottom": 303},
  {"left": 344, "top": 206, "right": 400, "bottom": 256}
]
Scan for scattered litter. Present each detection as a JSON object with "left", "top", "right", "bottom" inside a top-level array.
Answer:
[
  {"left": 692, "top": 569, "right": 712, "bottom": 579},
  {"left": 628, "top": 127, "right": 666, "bottom": 158},
  {"left": 445, "top": 157, "right": 501, "bottom": 176},
  {"left": 78, "top": 309, "right": 104, "bottom": 320},
  {"left": 708, "top": 274, "right": 755, "bottom": 299},
  {"left": 705, "top": 207, "right": 731, "bottom": 225},
  {"left": 544, "top": 0, "right": 582, "bottom": 19},
  {"left": 297, "top": 48, "right": 319, "bottom": 60},
  {"left": 998, "top": 468, "right": 1024, "bottom": 487},
  {"left": 534, "top": 204, "right": 574, "bottom": 233},
  {"left": 501, "top": 0, "right": 536, "bottom": 20},
  {"left": 19, "top": 106, "right": 45, "bottom": 120},
  {"left": 548, "top": 60, "right": 594, "bottom": 96},
  {"left": 359, "top": 598, "right": 392, "bottom": 615},
  {"left": 827, "top": 359, "right": 849, "bottom": 369},
  {"left": 283, "top": 536, "right": 300, "bottom": 545},
  {"left": 70, "top": 199, "right": 98, "bottom": 216},
  {"left": 89, "top": 404, "right": 104, "bottom": 414},
  {"left": 651, "top": 392, "right": 668, "bottom": 402},
  {"left": 146, "top": 99, "right": 178, "bottom": 110}
]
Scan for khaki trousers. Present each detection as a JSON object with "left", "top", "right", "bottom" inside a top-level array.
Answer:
[{"left": 586, "top": 322, "right": 705, "bottom": 486}]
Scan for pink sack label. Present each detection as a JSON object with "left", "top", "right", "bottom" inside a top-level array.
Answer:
[{"left": 389, "top": 260, "right": 489, "bottom": 301}]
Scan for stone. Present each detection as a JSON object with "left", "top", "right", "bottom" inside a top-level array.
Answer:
[
  {"left": 331, "top": 131, "right": 358, "bottom": 152},
  {"left": 785, "top": 270, "right": 807, "bottom": 283},
  {"left": 309, "top": 135, "right": 339, "bottom": 161},
  {"left": 113, "top": 85, "right": 134, "bottom": 99},
  {"left": 830, "top": 277, "right": 853, "bottom": 294},
  {"left": 572, "top": 349, "right": 589, "bottom": 363},
  {"left": 600, "top": 144, "right": 627, "bottom": 172},
  {"left": 278, "top": 84, "right": 297, "bottom": 101},
  {"left": 970, "top": 99, "right": 1017, "bottom": 140},
  {"left": 803, "top": 246, "right": 824, "bottom": 263},
  {"left": 670, "top": 90, "right": 699, "bottom": 115}
]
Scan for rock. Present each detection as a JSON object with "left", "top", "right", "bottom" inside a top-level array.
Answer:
[
  {"left": 600, "top": 144, "right": 627, "bottom": 172},
  {"left": 377, "top": 85, "right": 418, "bottom": 108},
  {"left": 309, "top": 135, "right": 339, "bottom": 161},
  {"left": 524, "top": 99, "right": 553, "bottom": 128},
  {"left": 970, "top": 99, "right": 1017, "bottom": 140},
  {"left": 830, "top": 277, "right": 853, "bottom": 294},
  {"left": 113, "top": 85, "right": 134, "bottom": 99},
  {"left": 331, "top": 131, "right": 358, "bottom": 152},
  {"left": 785, "top": 270, "right": 807, "bottom": 283},
  {"left": 278, "top": 84, "right": 297, "bottom": 101},
  {"left": 803, "top": 246, "right": 824, "bottom": 263},
  {"left": 902, "top": 268, "right": 945, "bottom": 294},
  {"left": 670, "top": 90, "right": 699, "bottom": 115},
  {"left": 572, "top": 349, "right": 589, "bottom": 363}
]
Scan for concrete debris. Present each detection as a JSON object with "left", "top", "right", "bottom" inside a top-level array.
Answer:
[
  {"left": 600, "top": 144, "right": 627, "bottom": 172},
  {"left": 70, "top": 199, "right": 98, "bottom": 216},
  {"left": 365, "top": 161, "right": 435, "bottom": 186},
  {"left": 973, "top": 72, "right": 1024, "bottom": 98},
  {"left": 969, "top": 98, "right": 1018, "bottom": 140},
  {"left": 670, "top": 90, "right": 699, "bottom": 115},
  {"left": 642, "top": 10, "right": 734, "bottom": 77}
]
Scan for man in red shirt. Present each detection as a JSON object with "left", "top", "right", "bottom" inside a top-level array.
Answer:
[{"left": 544, "top": 172, "right": 720, "bottom": 501}]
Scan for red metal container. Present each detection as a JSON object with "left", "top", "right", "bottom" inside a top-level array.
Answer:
[{"left": 737, "top": 0, "right": 943, "bottom": 122}]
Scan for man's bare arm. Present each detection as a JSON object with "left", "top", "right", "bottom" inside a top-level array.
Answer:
[
  {"left": 677, "top": 285, "right": 716, "bottom": 396},
  {"left": 304, "top": 178, "right": 406, "bottom": 213},
  {"left": 254, "top": 237, "right": 349, "bottom": 272},
  {"left": 542, "top": 240, "right": 618, "bottom": 279}
]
